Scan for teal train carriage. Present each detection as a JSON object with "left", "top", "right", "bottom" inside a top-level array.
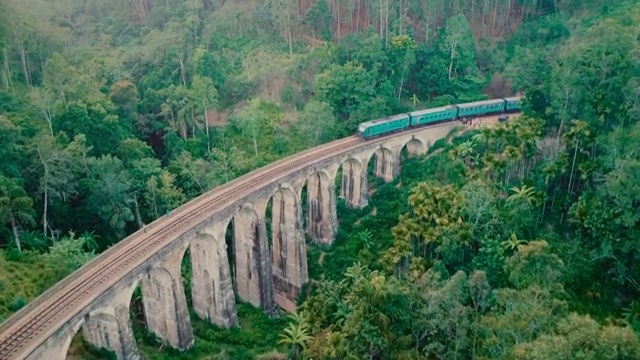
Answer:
[
  {"left": 456, "top": 98, "right": 506, "bottom": 118},
  {"left": 357, "top": 114, "right": 411, "bottom": 139},
  {"left": 504, "top": 96, "right": 521, "bottom": 112},
  {"left": 409, "top": 106, "right": 459, "bottom": 127},
  {"left": 356, "top": 96, "right": 521, "bottom": 139}
]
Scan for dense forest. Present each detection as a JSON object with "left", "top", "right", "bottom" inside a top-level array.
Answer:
[{"left": 1, "top": 0, "right": 640, "bottom": 358}]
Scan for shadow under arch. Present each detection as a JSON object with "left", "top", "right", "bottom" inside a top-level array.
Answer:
[
  {"left": 340, "top": 157, "right": 368, "bottom": 208},
  {"left": 369, "top": 146, "right": 397, "bottom": 183}
]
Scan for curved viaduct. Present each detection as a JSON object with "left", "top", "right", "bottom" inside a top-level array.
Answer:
[{"left": 0, "top": 121, "right": 459, "bottom": 360}]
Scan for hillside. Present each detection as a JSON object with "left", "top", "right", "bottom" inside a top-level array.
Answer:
[{"left": 1, "top": 0, "right": 640, "bottom": 358}]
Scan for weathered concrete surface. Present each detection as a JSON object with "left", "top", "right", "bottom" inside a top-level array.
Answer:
[
  {"left": 373, "top": 146, "right": 398, "bottom": 182},
  {"left": 306, "top": 164, "right": 339, "bottom": 245},
  {"left": 340, "top": 158, "right": 368, "bottom": 208},
  {"left": 233, "top": 203, "right": 275, "bottom": 311},
  {"left": 81, "top": 281, "right": 140, "bottom": 360},
  {"left": 141, "top": 249, "right": 194, "bottom": 350},
  {"left": 271, "top": 183, "right": 308, "bottom": 304},
  {"left": 190, "top": 222, "right": 238, "bottom": 327}
]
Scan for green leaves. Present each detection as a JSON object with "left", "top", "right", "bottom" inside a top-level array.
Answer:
[{"left": 383, "top": 181, "right": 472, "bottom": 270}]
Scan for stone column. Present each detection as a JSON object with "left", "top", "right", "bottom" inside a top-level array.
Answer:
[
  {"left": 233, "top": 204, "right": 275, "bottom": 311},
  {"left": 340, "top": 159, "right": 368, "bottom": 209},
  {"left": 272, "top": 185, "right": 308, "bottom": 308},
  {"left": 190, "top": 227, "right": 237, "bottom": 327},
  {"left": 82, "top": 306, "right": 141, "bottom": 360},
  {"left": 141, "top": 255, "right": 193, "bottom": 350},
  {"left": 374, "top": 147, "right": 399, "bottom": 182},
  {"left": 307, "top": 169, "right": 338, "bottom": 245}
]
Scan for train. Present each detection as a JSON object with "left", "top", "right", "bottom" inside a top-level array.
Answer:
[{"left": 357, "top": 97, "right": 521, "bottom": 139}]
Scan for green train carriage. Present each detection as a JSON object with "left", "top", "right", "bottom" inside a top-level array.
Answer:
[
  {"left": 456, "top": 99, "right": 506, "bottom": 118},
  {"left": 357, "top": 114, "right": 411, "bottom": 139},
  {"left": 504, "top": 96, "right": 521, "bottom": 112},
  {"left": 409, "top": 106, "right": 459, "bottom": 127},
  {"left": 357, "top": 96, "right": 522, "bottom": 139}
]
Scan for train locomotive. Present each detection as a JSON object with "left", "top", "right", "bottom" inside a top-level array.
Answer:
[{"left": 357, "top": 97, "right": 521, "bottom": 139}]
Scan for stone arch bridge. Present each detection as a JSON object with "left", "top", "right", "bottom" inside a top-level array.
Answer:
[{"left": 0, "top": 122, "right": 459, "bottom": 360}]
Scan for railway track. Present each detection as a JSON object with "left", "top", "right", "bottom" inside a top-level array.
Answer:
[
  {"left": 0, "top": 116, "right": 481, "bottom": 359},
  {"left": 0, "top": 134, "right": 365, "bottom": 360}
]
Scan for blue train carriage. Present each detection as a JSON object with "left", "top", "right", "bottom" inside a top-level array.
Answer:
[
  {"left": 456, "top": 98, "right": 507, "bottom": 118},
  {"left": 504, "top": 96, "right": 522, "bottom": 113},
  {"left": 357, "top": 113, "right": 411, "bottom": 139},
  {"left": 409, "top": 105, "right": 459, "bottom": 128}
]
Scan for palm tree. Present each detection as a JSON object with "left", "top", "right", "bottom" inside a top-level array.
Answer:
[
  {"left": 0, "top": 176, "right": 36, "bottom": 252},
  {"left": 564, "top": 120, "right": 590, "bottom": 192},
  {"left": 278, "top": 312, "right": 313, "bottom": 360},
  {"left": 472, "top": 127, "right": 493, "bottom": 156},
  {"left": 411, "top": 94, "right": 420, "bottom": 108},
  {"left": 500, "top": 232, "right": 527, "bottom": 252},
  {"left": 456, "top": 140, "right": 476, "bottom": 166},
  {"left": 507, "top": 185, "right": 538, "bottom": 207},
  {"left": 323, "top": 331, "right": 355, "bottom": 360}
]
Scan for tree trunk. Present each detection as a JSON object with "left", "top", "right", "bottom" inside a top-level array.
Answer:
[
  {"left": 287, "top": 9, "right": 294, "bottom": 56},
  {"left": 253, "top": 134, "right": 258, "bottom": 156},
  {"left": 18, "top": 45, "right": 31, "bottom": 88},
  {"left": 151, "top": 183, "right": 159, "bottom": 219},
  {"left": 568, "top": 140, "right": 579, "bottom": 192},
  {"left": 448, "top": 43, "right": 456, "bottom": 79},
  {"left": 43, "top": 180, "right": 48, "bottom": 238},
  {"left": 1, "top": 48, "right": 13, "bottom": 93},
  {"left": 10, "top": 216, "right": 21, "bottom": 252},
  {"left": 204, "top": 109, "right": 211, "bottom": 153},
  {"left": 133, "top": 193, "right": 144, "bottom": 228}
]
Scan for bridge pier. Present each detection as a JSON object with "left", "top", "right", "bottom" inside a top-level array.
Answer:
[
  {"left": 24, "top": 321, "right": 84, "bottom": 360},
  {"left": 306, "top": 167, "right": 338, "bottom": 245},
  {"left": 374, "top": 147, "right": 399, "bottom": 182},
  {"left": 233, "top": 204, "right": 275, "bottom": 311},
  {"left": 82, "top": 305, "right": 140, "bottom": 360},
  {"left": 141, "top": 253, "right": 194, "bottom": 350},
  {"left": 272, "top": 183, "right": 308, "bottom": 308},
  {"left": 190, "top": 226, "right": 238, "bottom": 327},
  {"left": 340, "top": 158, "right": 368, "bottom": 209}
]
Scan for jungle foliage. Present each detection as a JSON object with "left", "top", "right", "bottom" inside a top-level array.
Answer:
[{"left": 1, "top": 0, "right": 640, "bottom": 358}]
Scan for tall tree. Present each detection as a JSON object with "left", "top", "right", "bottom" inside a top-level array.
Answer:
[
  {"left": 0, "top": 176, "right": 35, "bottom": 251},
  {"left": 440, "top": 15, "right": 475, "bottom": 79},
  {"left": 191, "top": 75, "right": 218, "bottom": 152}
]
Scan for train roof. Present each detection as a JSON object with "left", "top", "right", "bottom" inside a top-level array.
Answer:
[
  {"left": 409, "top": 105, "right": 458, "bottom": 116},
  {"left": 504, "top": 96, "right": 521, "bottom": 102},
  {"left": 456, "top": 99, "right": 505, "bottom": 108},
  {"left": 359, "top": 113, "right": 409, "bottom": 127}
]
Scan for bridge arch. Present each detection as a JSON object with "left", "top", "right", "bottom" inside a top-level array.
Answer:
[
  {"left": 188, "top": 231, "right": 237, "bottom": 327},
  {"left": 402, "top": 136, "right": 427, "bottom": 158},
  {"left": 369, "top": 146, "right": 398, "bottom": 183},
  {"left": 232, "top": 204, "right": 274, "bottom": 310},
  {"left": 141, "top": 266, "right": 193, "bottom": 349},
  {"left": 305, "top": 170, "right": 337, "bottom": 245},
  {"left": 269, "top": 185, "right": 307, "bottom": 309},
  {"left": 28, "top": 319, "right": 85, "bottom": 360},
  {"left": 340, "top": 157, "right": 368, "bottom": 208}
]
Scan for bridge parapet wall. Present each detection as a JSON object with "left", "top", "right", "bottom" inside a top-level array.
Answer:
[{"left": 13, "top": 122, "right": 460, "bottom": 360}]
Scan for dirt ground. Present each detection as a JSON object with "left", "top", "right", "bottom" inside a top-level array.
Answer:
[{"left": 463, "top": 113, "right": 522, "bottom": 129}]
